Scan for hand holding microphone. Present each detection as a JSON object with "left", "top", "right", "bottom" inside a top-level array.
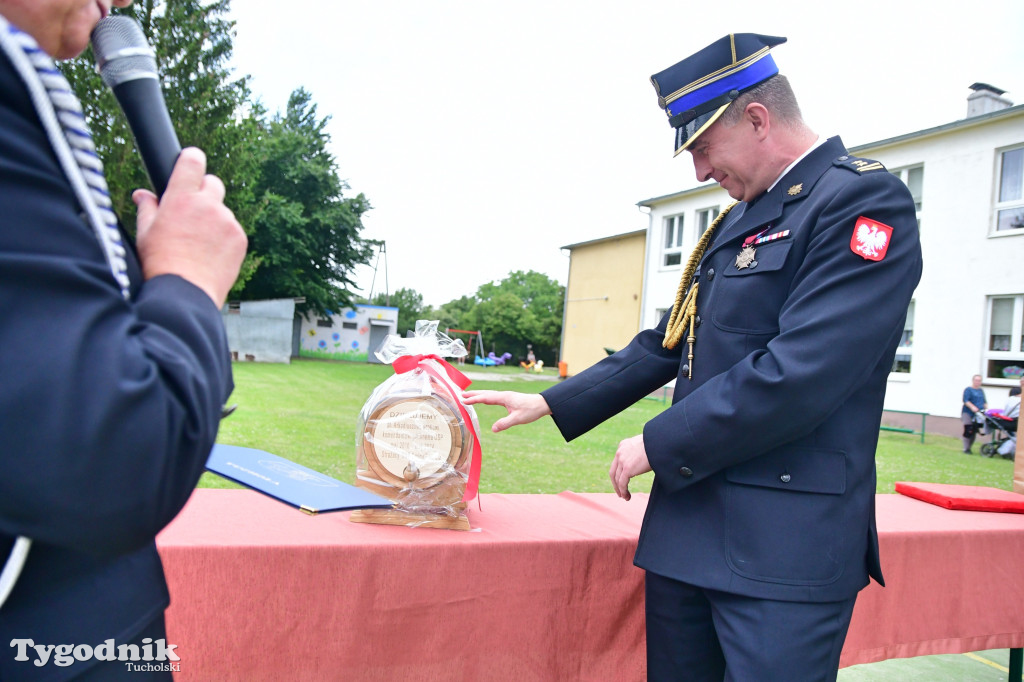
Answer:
[
  {"left": 91, "top": 15, "right": 180, "bottom": 197},
  {"left": 132, "top": 148, "right": 246, "bottom": 308},
  {"left": 90, "top": 16, "right": 246, "bottom": 308}
]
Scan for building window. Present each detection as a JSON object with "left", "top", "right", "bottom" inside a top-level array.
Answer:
[
  {"left": 342, "top": 321, "right": 358, "bottom": 330},
  {"left": 984, "top": 294, "right": 1024, "bottom": 382},
  {"left": 996, "top": 146, "right": 1024, "bottom": 232},
  {"left": 696, "top": 206, "right": 720, "bottom": 239},
  {"left": 891, "top": 165, "right": 923, "bottom": 229},
  {"left": 891, "top": 300, "right": 914, "bottom": 374},
  {"left": 662, "top": 215, "right": 684, "bottom": 267},
  {"left": 317, "top": 318, "right": 333, "bottom": 328}
]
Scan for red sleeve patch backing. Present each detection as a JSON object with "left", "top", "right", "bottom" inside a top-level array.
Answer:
[{"left": 850, "top": 217, "right": 893, "bottom": 261}]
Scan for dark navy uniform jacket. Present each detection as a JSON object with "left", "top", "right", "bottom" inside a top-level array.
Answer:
[
  {"left": 543, "top": 136, "right": 922, "bottom": 603},
  {"left": 0, "top": 47, "right": 231, "bottom": 679}
]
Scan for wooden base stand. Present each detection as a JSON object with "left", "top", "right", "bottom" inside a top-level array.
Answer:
[{"left": 349, "top": 506, "right": 471, "bottom": 531}]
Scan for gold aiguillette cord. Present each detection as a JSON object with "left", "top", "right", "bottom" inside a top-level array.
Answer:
[{"left": 663, "top": 202, "right": 738, "bottom": 379}]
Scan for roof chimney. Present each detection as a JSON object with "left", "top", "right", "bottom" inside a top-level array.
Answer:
[{"left": 967, "top": 83, "right": 1013, "bottom": 118}]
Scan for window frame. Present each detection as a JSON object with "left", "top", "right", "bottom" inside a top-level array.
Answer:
[
  {"left": 695, "top": 205, "right": 720, "bottom": 240},
  {"left": 983, "top": 294, "right": 1024, "bottom": 385},
  {"left": 661, "top": 214, "right": 684, "bottom": 268},
  {"left": 994, "top": 145, "right": 1024, "bottom": 234},
  {"left": 890, "top": 164, "right": 924, "bottom": 231}
]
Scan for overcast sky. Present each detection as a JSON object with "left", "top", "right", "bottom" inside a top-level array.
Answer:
[{"left": 225, "top": 1, "right": 1024, "bottom": 307}]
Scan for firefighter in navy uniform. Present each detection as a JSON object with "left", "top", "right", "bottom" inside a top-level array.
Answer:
[{"left": 465, "top": 33, "right": 921, "bottom": 681}]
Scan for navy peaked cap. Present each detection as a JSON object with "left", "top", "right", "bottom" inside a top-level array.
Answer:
[{"left": 651, "top": 33, "right": 787, "bottom": 156}]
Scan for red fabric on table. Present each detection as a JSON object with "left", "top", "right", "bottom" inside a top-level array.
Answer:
[
  {"left": 839, "top": 494, "right": 1024, "bottom": 668},
  {"left": 157, "top": 490, "right": 648, "bottom": 682},
  {"left": 894, "top": 481, "right": 1024, "bottom": 513},
  {"left": 156, "top": 491, "right": 1024, "bottom": 680}
]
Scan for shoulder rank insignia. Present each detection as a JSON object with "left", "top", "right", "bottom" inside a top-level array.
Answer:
[
  {"left": 850, "top": 216, "right": 893, "bottom": 261},
  {"left": 834, "top": 154, "right": 887, "bottom": 174}
]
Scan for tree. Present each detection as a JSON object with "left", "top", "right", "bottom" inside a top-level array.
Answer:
[
  {"left": 60, "top": 0, "right": 262, "bottom": 294},
  {"left": 460, "top": 270, "right": 564, "bottom": 364},
  {"left": 369, "top": 288, "right": 427, "bottom": 337},
  {"left": 239, "top": 89, "right": 374, "bottom": 315},
  {"left": 433, "top": 295, "right": 477, "bottom": 335}
]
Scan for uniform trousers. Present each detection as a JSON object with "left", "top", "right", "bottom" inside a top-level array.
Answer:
[{"left": 645, "top": 571, "right": 857, "bottom": 682}]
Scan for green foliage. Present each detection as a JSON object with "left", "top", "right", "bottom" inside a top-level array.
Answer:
[
  {"left": 369, "top": 287, "right": 424, "bottom": 336},
  {"left": 239, "top": 88, "right": 374, "bottom": 315},
  {"left": 366, "top": 271, "right": 564, "bottom": 364},
  {"left": 60, "top": 0, "right": 373, "bottom": 305},
  {"left": 60, "top": 0, "right": 262, "bottom": 295},
  {"left": 466, "top": 270, "right": 564, "bottom": 363},
  {"left": 433, "top": 295, "right": 477, "bottom": 333}
]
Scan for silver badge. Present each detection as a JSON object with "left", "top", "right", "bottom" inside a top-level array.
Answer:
[{"left": 735, "top": 246, "right": 756, "bottom": 270}]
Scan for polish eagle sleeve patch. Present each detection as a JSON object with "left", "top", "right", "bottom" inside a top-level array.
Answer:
[{"left": 850, "top": 217, "right": 893, "bottom": 261}]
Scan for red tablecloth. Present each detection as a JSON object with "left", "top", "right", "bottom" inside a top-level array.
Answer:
[
  {"left": 156, "top": 490, "right": 1024, "bottom": 680},
  {"left": 840, "top": 493, "right": 1024, "bottom": 667}
]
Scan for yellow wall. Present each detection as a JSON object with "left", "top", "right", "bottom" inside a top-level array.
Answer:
[{"left": 561, "top": 232, "right": 646, "bottom": 376}]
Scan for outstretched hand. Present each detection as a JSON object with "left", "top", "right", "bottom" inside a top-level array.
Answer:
[{"left": 461, "top": 390, "right": 551, "bottom": 433}]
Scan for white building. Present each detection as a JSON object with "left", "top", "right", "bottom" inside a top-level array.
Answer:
[{"left": 635, "top": 84, "right": 1024, "bottom": 427}]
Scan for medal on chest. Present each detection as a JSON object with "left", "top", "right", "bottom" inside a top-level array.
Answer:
[
  {"left": 735, "top": 246, "right": 756, "bottom": 269},
  {"left": 734, "top": 223, "right": 790, "bottom": 270}
]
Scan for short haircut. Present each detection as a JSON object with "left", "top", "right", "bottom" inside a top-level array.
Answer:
[{"left": 719, "top": 74, "right": 803, "bottom": 127}]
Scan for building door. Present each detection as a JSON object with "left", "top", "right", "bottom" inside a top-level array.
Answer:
[{"left": 367, "top": 322, "right": 390, "bottom": 363}]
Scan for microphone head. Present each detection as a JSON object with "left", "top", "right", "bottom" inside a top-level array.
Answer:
[{"left": 91, "top": 16, "right": 158, "bottom": 88}]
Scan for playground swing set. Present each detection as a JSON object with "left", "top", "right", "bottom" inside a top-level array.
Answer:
[{"left": 445, "top": 329, "right": 514, "bottom": 368}]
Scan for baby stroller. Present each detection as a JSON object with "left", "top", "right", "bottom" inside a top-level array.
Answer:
[{"left": 979, "top": 410, "right": 1017, "bottom": 459}]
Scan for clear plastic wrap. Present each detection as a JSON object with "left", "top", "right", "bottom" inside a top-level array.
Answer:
[{"left": 352, "top": 321, "right": 481, "bottom": 530}]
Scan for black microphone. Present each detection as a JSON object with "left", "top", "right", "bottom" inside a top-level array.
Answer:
[{"left": 90, "top": 16, "right": 180, "bottom": 197}]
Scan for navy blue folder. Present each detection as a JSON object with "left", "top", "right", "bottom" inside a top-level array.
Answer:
[{"left": 206, "top": 444, "right": 393, "bottom": 514}]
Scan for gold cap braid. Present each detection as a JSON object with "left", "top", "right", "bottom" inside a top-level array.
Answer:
[{"left": 663, "top": 202, "right": 738, "bottom": 377}]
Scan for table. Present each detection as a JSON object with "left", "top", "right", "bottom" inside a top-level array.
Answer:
[{"left": 156, "top": 490, "right": 1024, "bottom": 681}]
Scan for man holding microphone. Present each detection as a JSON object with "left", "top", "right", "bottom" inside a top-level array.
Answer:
[{"left": 0, "top": 0, "right": 246, "bottom": 678}]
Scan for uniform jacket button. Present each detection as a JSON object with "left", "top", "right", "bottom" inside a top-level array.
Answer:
[
  {"left": 694, "top": 315, "right": 702, "bottom": 327},
  {"left": 707, "top": 268, "right": 715, "bottom": 280},
  {"left": 780, "top": 473, "right": 792, "bottom": 483},
  {"left": 681, "top": 364, "right": 690, "bottom": 375},
  {"left": 679, "top": 467, "right": 694, "bottom": 477}
]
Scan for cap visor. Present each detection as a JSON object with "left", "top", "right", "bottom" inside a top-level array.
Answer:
[{"left": 673, "top": 103, "right": 730, "bottom": 157}]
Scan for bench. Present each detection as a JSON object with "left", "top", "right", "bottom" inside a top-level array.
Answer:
[{"left": 880, "top": 409, "right": 928, "bottom": 444}]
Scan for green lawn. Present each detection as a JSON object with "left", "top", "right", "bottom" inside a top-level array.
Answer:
[{"left": 205, "top": 358, "right": 1017, "bottom": 493}]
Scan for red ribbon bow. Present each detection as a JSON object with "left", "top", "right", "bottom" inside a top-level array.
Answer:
[{"left": 392, "top": 354, "right": 482, "bottom": 503}]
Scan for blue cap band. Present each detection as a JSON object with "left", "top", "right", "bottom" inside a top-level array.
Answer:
[{"left": 666, "top": 54, "right": 779, "bottom": 121}]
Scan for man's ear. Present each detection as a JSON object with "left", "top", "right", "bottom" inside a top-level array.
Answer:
[{"left": 744, "top": 102, "right": 770, "bottom": 140}]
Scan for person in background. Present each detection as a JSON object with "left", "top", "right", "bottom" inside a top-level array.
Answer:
[
  {"left": 1006, "top": 386, "right": 1022, "bottom": 421},
  {"left": 0, "top": 0, "right": 247, "bottom": 679},
  {"left": 520, "top": 345, "right": 536, "bottom": 371},
  {"left": 466, "top": 33, "right": 921, "bottom": 681},
  {"left": 961, "top": 374, "right": 988, "bottom": 453}
]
